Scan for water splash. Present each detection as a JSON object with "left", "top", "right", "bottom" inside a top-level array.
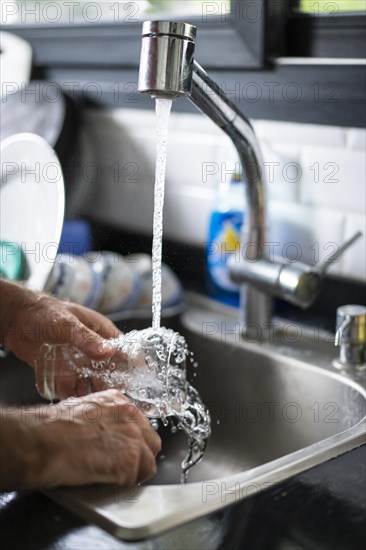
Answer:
[
  {"left": 125, "top": 327, "right": 211, "bottom": 482},
  {"left": 37, "top": 327, "right": 211, "bottom": 482}
]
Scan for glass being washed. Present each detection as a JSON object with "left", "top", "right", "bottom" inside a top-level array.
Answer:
[
  {"left": 116, "top": 327, "right": 189, "bottom": 418},
  {"left": 35, "top": 327, "right": 211, "bottom": 481},
  {"left": 119, "top": 326, "right": 211, "bottom": 482}
]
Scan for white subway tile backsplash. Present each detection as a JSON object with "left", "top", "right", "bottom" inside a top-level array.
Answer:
[
  {"left": 175, "top": 112, "right": 223, "bottom": 136},
  {"left": 105, "top": 108, "right": 157, "bottom": 132},
  {"left": 300, "top": 146, "right": 366, "bottom": 214},
  {"left": 261, "top": 141, "right": 300, "bottom": 203},
  {"left": 164, "top": 186, "right": 215, "bottom": 245},
  {"left": 268, "top": 202, "right": 345, "bottom": 272},
  {"left": 346, "top": 129, "right": 366, "bottom": 151},
  {"left": 84, "top": 108, "right": 365, "bottom": 283},
  {"left": 252, "top": 120, "right": 346, "bottom": 148},
  {"left": 215, "top": 141, "right": 238, "bottom": 161},
  {"left": 342, "top": 214, "right": 366, "bottom": 281},
  {"left": 165, "top": 133, "right": 218, "bottom": 188}
]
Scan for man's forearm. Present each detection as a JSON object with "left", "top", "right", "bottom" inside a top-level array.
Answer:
[
  {"left": 0, "top": 407, "right": 41, "bottom": 491},
  {"left": 0, "top": 280, "right": 36, "bottom": 343}
]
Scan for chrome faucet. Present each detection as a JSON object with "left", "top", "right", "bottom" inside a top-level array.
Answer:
[
  {"left": 138, "top": 20, "right": 269, "bottom": 337},
  {"left": 138, "top": 21, "right": 362, "bottom": 339}
]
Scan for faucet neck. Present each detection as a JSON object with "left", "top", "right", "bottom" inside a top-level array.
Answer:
[
  {"left": 189, "top": 62, "right": 270, "bottom": 336},
  {"left": 138, "top": 22, "right": 271, "bottom": 337},
  {"left": 190, "top": 62, "right": 267, "bottom": 258}
]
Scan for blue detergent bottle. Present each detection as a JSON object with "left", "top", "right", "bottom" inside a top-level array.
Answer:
[{"left": 206, "top": 170, "right": 246, "bottom": 306}]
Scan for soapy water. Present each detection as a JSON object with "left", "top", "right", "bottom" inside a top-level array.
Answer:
[{"left": 36, "top": 327, "right": 211, "bottom": 482}]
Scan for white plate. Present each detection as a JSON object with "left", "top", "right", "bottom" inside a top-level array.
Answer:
[
  {"left": 0, "top": 133, "right": 65, "bottom": 290},
  {"left": 0, "top": 32, "right": 32, "bottom": 99}
]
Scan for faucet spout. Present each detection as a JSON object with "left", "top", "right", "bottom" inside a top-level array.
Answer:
[
  {"left": 138, "top": 21, "right": 271, "bottom": 337},
  {"left": 138, "top": 21, "right": 196, "bottom": 99}
]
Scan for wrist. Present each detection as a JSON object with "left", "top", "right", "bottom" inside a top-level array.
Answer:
[
  {"left": 0, "top": 280, "right": 38, "bottom": 343},
  {"left": 0, "top": 409, "right": 43, "bottom": 490}
]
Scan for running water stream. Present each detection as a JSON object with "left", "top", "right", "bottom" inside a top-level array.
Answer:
[
  {"left": 149, "top": 98, "right": 211, "bottom": 482},
  {"left": 152, "top": 98, "right": 172, "bottom": 330}
]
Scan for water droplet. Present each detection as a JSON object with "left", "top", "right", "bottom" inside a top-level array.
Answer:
[{"left": 150, "top": 418, "right": 159, "bottom": 431}]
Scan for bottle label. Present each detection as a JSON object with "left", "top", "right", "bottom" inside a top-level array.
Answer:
[{"left": 207, "top": 211, "right": 243, "bottom": 293}]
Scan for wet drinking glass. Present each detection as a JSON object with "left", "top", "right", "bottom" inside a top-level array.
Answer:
[{"left": 34, "top": 327, "right": 189, "bottom": 418}]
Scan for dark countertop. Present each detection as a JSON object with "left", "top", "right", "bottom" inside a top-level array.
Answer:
[{"left": 1, "top": 444, "right": 365, "bottom": 550}]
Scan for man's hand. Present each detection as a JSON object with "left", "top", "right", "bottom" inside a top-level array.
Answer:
[
  {"left": 1, "top": 280, "right": 124, "bottom": 398},
  {"left": 1, "top": 390, "right": 161, "bottom": 490}
]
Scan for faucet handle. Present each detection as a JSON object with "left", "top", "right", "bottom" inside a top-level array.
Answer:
[
  {"left": 229, "top": 231, "right": 362, "bottom": 309},
  {"left": 277, "top": 231, "right": 362, "bottom": 308},
  {"left": 316, "top": 231, "right": 362, "bottom": 276}
]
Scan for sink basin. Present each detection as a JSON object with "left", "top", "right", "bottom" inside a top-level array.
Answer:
[
  {"left": 149, "top": 331, "right": 365, "bottom": 485},
  {"left": 1, "top": 294, "right": 365, "bottom": 540},
  {"left": 44, "top": 295, "right": 365, "bottom": 540}
]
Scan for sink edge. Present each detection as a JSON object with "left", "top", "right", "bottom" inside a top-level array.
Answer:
[{"left": 45, "top": 418, "right": 366, "bottom": 541}]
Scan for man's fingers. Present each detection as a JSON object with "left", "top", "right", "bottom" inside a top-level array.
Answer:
[
  {"left": 136, "top": 443, "right": 158, "bottom": 483},
  {"left": 138, "top": 423, "right": 162, "bottom": 456},
  {"left": 47, "top": 303, "right": 121, "bottom": 359},
  {"left": 68, "top": 321, "right": 116, "bottom": 359},
  {"left": 68, "top": 304, "right": 121, "bottom": 340},
  {"left": 113, "top": 400, "right": 162, "bottom": 455}
]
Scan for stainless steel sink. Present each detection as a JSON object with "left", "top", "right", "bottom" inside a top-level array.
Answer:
[
  {"left": 1, "top": 294, "right": 365, "bottom": 541},
  {"left": 44, "top": 294, "right": 365, "bottom": 541}
]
